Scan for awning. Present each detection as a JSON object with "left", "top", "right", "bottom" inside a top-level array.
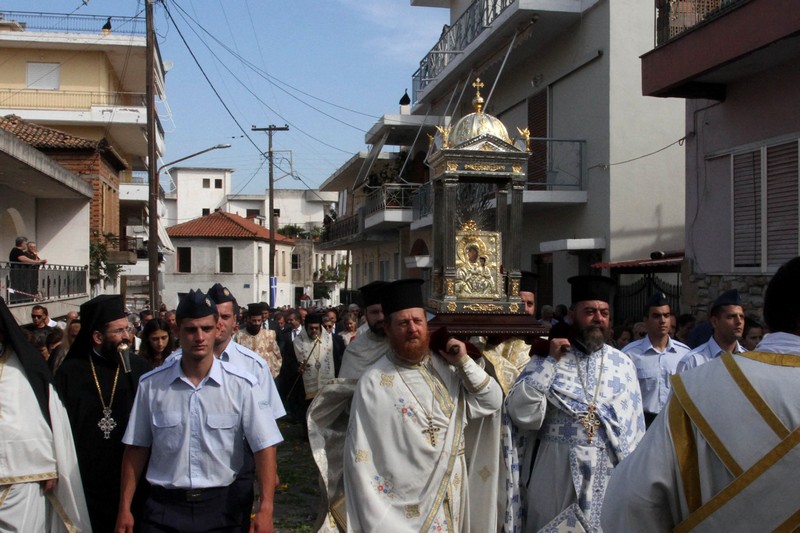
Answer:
[{"left": 592, "top": 254, "right": 684, "bottom": 270}]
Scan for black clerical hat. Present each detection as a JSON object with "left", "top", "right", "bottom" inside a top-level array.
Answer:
[
  {"left": 568, "top": 275, "right": 615, "bottom": 304},
  {"left": 247, "top": 302, "right": 265, "bottom": 315},
  {"left": 359, "top": 280, "right": 388, "bottom": 308},
  {"left": 644, "top": 291, "right": 670, "bottom": 311},
  {"left": 519, "top": 271, "right": 537, "bottom": 294},
  {"left": 305, "top": 313, "right": 323, "bottom": 325},
  {"left": 176, "top": 289, "right": 217, "bottom": 322},
  {"left": 207, "top": 283, "right": 236, "bottom": 306},
  {"left": 80, "top": 294, "right": 127, "bottom": 333},
  {"left": 382, "top": 279, "right": 425, "bottom": 316},
  {"left": 710, "top": 289, "right": 742, "bottom": 314}
]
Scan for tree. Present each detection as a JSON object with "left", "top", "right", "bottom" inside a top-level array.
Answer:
[{"left": 89, "top": 231, "right": 123, "bottom": 283}]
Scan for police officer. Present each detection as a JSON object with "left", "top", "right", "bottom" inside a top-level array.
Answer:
[{"left": 115, "top": 290, "right": 283, "bottom": 532}]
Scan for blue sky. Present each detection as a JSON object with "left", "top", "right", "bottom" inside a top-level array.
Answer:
[{"left": 6, "top": 0, "right": 448, "bottom": 194}]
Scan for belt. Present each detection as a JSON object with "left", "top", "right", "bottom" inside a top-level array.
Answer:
[{"left": 150, "top": 485, "right": 229, "bottom": 503}]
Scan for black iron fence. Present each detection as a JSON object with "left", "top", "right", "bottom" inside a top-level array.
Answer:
[
  {"left": 615, "top": 274, "right": 680, "bottom": 324},
  {"left": 655, "top": 0, "right": 748, "bottom": 47},
  {"left": 1, "top": 262, "right": 88, "bottom": 305},
  {"left": 0, "top": 11, "right": 145, "bottom": 36}
]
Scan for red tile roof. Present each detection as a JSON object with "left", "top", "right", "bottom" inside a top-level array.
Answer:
[
  {"left": 0, "top": 114, "right": 99, "bottom": 149},
  {"left": 167, "top": 211, "right": 295, "bottom": 244}
]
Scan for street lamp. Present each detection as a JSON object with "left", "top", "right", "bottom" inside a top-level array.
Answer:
[{"left": 148, "top": 143, "right": 231, "bottom": 310}]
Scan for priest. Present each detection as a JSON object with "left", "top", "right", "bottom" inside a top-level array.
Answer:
[
  {"left": 55, "top": 294, "right": 150, "bottom": 532},
  {"left": 0, "top": 297, "right": 90, "bottom": 532},
  {"left": 343, "top": 279, "right": 502, "bottom": 531},
  {"left": 503, "top": 275, "right": 645, "bottom": 532},
  {"left": 338, "top": 280, "right": 389, "bottom": 378}
]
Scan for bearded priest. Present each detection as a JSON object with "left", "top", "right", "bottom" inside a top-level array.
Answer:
[{"left": 343, "top": 278, "right": 502, "bottom": 531}]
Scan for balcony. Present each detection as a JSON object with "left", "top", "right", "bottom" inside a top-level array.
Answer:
[
  {"left": 524, "top": 138, "right": 588, "bottom": 208},
  {"left": 411, "top": 0, "right": 592, "bottom": 104},
  {"left": 654, "top": 0, "right": 748, "bottom": 47},
  {"left": 0, "top": 88, "right": 146, "bottom": 110},
  {"left": 411, "top": 181, "right": 433, "bottom": 230},
  {"left": 365, "top": 183, "right": 420, "bottom": 230},
  {"left": 643, "top": 0, "right": 800, "bottom": 99},
  {"left": 318, "top": 211, "right": 365, "bottom": 250},
  {"left": 0, "top": 11, "right": 145, "bottom": 36},
  {"left": 2, "top": 262, "right": 88, "bottom": 305}
]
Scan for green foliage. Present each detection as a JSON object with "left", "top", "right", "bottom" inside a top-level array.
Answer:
[
  {"left": 278, "top": 224, "right": 322, "bottom": 240},
  {"left": 313, "top": 284, "right": 331, "bottom": 300},
  {"left": 89, "top": 231, "right": 122, "bottom": 283}
]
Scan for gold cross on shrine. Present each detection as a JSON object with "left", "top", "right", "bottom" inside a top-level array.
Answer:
[
  {"left": 422, "top": 420, "right": 440, "bottom": 447},
  {"left": 578, "top": 404, "right": 601, "bottom": 444},
  {"left": 472, "top": 78, "right": 484, "bottom": 96}
]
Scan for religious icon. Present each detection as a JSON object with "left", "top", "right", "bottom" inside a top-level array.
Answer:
[{"left": 454, "top": 229, "right": 501, "bottom": 300}]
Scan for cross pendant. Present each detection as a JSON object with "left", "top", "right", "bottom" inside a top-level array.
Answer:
[
  {"left": 98, "top": 407, "right": 117, "bottom": 439},
  {"left": 422, "top": 420, "right": 440, "bottom": 448},
  {"left": 578, "top": 405, "right": 600, "bottom": 444}
]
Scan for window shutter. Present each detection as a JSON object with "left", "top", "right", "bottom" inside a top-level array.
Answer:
[
  {"left": 766, "top": 141, "right": 799, "bottom": 268},
  {"left": 733, "top": 151, "right": 761, "bottom": 268}
]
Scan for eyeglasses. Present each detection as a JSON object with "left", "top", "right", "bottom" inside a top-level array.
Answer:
[
  {"left": 31, "top": 314, "right": 44, "bottom": 319},
  {"left": 324, "top": 324, "right": 334, "bottom": 329},
  {"left": 106, "top": 328, "right": 128, "bottom": 336}
]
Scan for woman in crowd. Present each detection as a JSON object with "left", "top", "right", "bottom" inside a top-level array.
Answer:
[
  {"left": 138, "top": 318, "right": 174, "bottom": 368},
  {"left": 339, "top": 312, "right": 358, "bottom": 346}
]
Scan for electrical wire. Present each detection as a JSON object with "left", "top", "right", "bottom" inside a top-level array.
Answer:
[{"left": 588, "top": 136, "right": 688, "bottom": 171}]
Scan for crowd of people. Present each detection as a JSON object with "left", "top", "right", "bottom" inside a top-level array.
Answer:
[{"left": 1, "top": 255, "right": 799, "bottom": 532}]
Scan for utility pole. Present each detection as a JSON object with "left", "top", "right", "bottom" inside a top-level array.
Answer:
[
  {"left": 145, "top": 0, "right": 159, "bottom": 310},
  {"left": 252, "top": 124, "right": 289, "bottom": 308}
]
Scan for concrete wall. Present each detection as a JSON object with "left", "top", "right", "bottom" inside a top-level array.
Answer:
[
  {"left": 0, "top": 49, "right": 112, "bottom": 92},
  {"left": 167, "top": 168, "right": 232, "bottom": 225}
]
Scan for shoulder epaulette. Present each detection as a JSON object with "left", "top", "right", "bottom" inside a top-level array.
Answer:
[
  {"left": 139, "top": 357, "right": 178, "bottom": 382},
  {"left": 220, "top": 359, "right": 259, "bottom": 385}
]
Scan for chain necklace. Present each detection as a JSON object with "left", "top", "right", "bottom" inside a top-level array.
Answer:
[
  {"left": 395, "top": 359, "right": 441, "bottom": 448},
  {"left": 89, "top": 353, "right": 120, "bottom": 439},
  {"left": 575, "top": 349, "right": 605, "bottom": 444}
]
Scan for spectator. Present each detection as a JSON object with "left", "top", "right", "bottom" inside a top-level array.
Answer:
[
  {"left": 8, "top": 236, "right": 45, "bottom": 303},
  {"left": 339, "top": 311, "right": 358, "bottom": 346},
  {"left": 137, "top": 318, "right": 174, "bottom": 369},
  {"left": 742, "top": 317, "right": 764, "bottom": 351},
  {"left": 51, "top": 317, "right": 81, "bottom": 374},
  {"left": 675, "top": 313, "right": 696, "bottom": 344},
  {"left": 24, "top": 305, "right": 54, "bottom": 347},
  {"left": 614, "top": 325, "right": 634, "bottom": 350},
  {"left": 138, "top": 309, "right": 153, "bottom": 332},
  {"left": 24, "top": 240, "right": 44, "bottom": 262}
]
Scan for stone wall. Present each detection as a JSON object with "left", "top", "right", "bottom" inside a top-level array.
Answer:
[{"left": 682, "top": 264, "right": 770, "bottom": 322}]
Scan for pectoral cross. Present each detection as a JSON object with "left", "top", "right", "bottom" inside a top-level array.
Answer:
[
  {"left": 578, "top": 405, "right": 600, "bottom": 444},
  {"left": 422, "top": 420, "right": 440, "bottom": 448},
  {"left": 98, "top": 407, "right": 117, "bottom": 439}
]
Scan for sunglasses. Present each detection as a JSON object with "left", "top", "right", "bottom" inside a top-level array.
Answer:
[{"left": 31, "top": 314, "right": 44, "bottom": 319}]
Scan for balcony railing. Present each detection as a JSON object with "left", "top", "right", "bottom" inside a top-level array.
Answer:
[
  {"left": 0, "top": 11, "right": 145, "bottom": 36},
  {"left": 412, "top": 181, "right": 433, "bottom": 220},
  {"left": 0, "top": 88, "right": 146, "bottom": 110},
  {"left": 527, "top": 138, "right": 586, "bottom": 190},
  {"left": 1, "top": 262, "right": 88, "bottom": 305},
  {"left": 412, "top": 0, "right": 516, "bottom": 102},
  {"left": 655, "top": 0, "right": 748, "bottom": 46},
  {"left": 321, "top": 211, "right": 364, "bottom": 244},
  {"left": 365, "top": 184, "right": 420, "bottom": 216}
]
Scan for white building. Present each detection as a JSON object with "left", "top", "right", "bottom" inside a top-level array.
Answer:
[
  {"left": 163, "top": 211, "right": 294, "bottom": 308},
  {"left": 320, "top": 0, "right": 686, "bottom": 320},
  {"left": 164, "top": 166, "right": 351, "bottom": 306}
]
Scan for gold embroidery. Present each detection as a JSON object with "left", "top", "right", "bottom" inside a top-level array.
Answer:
[
  {"left": 0, "top": 471, "right": 58, "bottom": 484},
  {"left": 405, "top": 504, "right": 421, "bottom": 518},
  {"left": 453, "top": 473, "right": 461, "bottom": 486},
  {"left": 354, "top": 450, "right": 369, "bottom": 463},
  {"left": 380, "top": 374, "right": 395, "bottom": 387},
  {"left": 479, "top": 466, "right": 491, "bottom": 482}
]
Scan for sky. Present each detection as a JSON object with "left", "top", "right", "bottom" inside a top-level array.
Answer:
[{"left": 6, "top": 0, "right": 449, "bottom": 195}]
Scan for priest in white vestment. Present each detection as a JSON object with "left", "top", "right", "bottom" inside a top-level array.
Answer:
[
  {"left": 338, "top": 281, "right": 390, "bottom": 379},
  {"left": 503, "top": 275, "right": 645, "bottom": 532},
  {"left": 603, "top": 256, "right": 800, "bottom": 532},
  {"left": 343, "top": 279, "right": 502, "bottom": 532},
  {"left": 0, "top": 297, "right": 90, "bottom": 532}
]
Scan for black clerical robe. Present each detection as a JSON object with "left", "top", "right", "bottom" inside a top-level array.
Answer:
[{"left": 55, "top": 351, "right": 150, "bottom": 532}]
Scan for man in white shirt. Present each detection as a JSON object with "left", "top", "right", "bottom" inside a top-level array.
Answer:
[
  {"left": 677, "top": 289, "right": 745, "bottom": 372},
  {"left": 623, "top": 291, "right": 690, "bottom": 426}
]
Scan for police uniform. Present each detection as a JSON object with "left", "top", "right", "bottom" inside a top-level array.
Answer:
[{"left": 122, "top": 289, "right": 283, "bottom": 532}]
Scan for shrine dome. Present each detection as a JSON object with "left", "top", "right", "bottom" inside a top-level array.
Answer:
[{"left": 449, "top": 79, "right": 512, "bottom": 146}]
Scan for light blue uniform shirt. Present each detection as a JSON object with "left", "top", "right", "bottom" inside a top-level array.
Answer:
[
  {"left": 623, "top": 336, "right": 690, "bottom": 414},
  {"left": 677, "top": 336, "right": 745, "bottom": 373},
  {"left": 122, "top": 357, "right": 283, "bottom": 489},
  {"left": 167, "top": 340, "right": 285, "bottom": 420}
]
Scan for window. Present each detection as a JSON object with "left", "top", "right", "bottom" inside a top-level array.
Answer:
[
  {"left": 27, "top": 63, "right": 60, "bottom": 90},
  {"left": 215, "top": 179, "right": 223, "bottom": 189},
  {"left": 202, "top": 208, "right": 210, "bottom": 216},
  {"left": 380, "top": 260, "right": 390, "bottom": 281},
  {"left": 202, "top": 179, "right": 210, "bottom": 188},
  {"left": 733, "top": 140, "right": 799, "bottom": 270},
  {"left": 246, "top": 209, "right": 260, "bottom": 218},
  {"left": 282, "top": 251, "right": 286, "bottom": 276},
  {"left": 177, "top": 247, "right": 192, "bottom": 273},
  {"left": 219, "top": 247, "right": 233, "bottom": 273},
  {"left": 292, "top": 253, "right": 300, "bottom": 270}
]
